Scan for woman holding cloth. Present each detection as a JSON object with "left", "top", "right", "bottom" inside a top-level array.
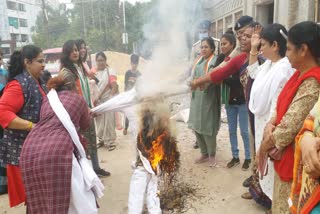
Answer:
[
  {"left": 188, "top": 37, "right": 220, "bottom": 167},
  {"left": 20, "top": 72, "right": 101, "bottom": 214}
]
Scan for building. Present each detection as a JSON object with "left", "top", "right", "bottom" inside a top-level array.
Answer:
[
  {"left": 202, "top": 0, "right": 320, "bottom": 38},
  {"left": 0, "top": 0, "right": 42, "bottom": 54}
]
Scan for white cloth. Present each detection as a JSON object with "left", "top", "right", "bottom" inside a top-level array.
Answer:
[
  {"left": 92, "top": 88, "right": 139, "bottom": 114},
  {"left": 248, "top": 57, "right": 294, "bottom": 199},
  {"left": 68, "top": 154, "right": 98, "bottom": 214},
  {"left": 248, "top": 57, "right": 294, "bottom": 117},
  {"left": 47, "top": 90, "right": 105, "bottom": 212},
  {"left": 170, "top": 108, "right": 190, "bottom": 123},
  {"left": 128, "top": 150, "right": 161, "bottom": 214},
  {"left": 128, "top": 166, "right": 161, "bottom": 214}
]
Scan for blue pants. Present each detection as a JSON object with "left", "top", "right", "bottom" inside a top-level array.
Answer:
[{"left": 225, "top": 104, "right": 250, "bottom": 160}]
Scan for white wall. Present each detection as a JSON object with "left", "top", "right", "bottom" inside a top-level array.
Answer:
[{"left": 0, "top": 0, "right": 41, "bottom": 47}]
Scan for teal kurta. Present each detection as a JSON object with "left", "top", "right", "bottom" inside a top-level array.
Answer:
[{"left": 188, "top": 56, "right": 221, "bottom": 137}]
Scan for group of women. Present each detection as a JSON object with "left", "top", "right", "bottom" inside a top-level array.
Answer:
[
  {"left": 189, "top": 19, "right": 320, "bottom": 214},
  {"left": 0, "top": 39, "right": 118, "bottom": 213}
]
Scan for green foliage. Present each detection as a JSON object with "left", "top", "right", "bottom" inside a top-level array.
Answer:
[{"left": 32, "top": 0, "right": 154, "bottom": 53}]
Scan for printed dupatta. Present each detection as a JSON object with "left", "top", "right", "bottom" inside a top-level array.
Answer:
[
  {"left": 290, "top": 94, "right": 320, "bottom": 214},
  {"left": 191, "top": 54, "right": 215, "bottom": 77},
  {"left": 75, "top": 64, "right": 92, "bottom": 108}
]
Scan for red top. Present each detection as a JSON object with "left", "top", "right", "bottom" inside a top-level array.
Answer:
[
  {"left": 209, "top": 53, "right": 247, "bottom": 83},
  {"left": 0, "top": 80, "right": 46, "bottom": 128}
]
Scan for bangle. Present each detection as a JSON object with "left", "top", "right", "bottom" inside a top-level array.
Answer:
[
  {"left": 250, "top": 51, "right": 259, "bottom": 56},
  {"left": 27, "top": 121, "right": 33, "bottom": 130}
]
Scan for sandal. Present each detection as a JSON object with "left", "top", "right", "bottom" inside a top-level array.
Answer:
[
  {"left": 106, "top": 144, "right": 116, "bottom": 151},
  {"left": 97, "top": 142, "right": 104, "bottom": 148}
]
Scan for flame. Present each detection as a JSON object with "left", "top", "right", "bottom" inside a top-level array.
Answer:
[{"left": 148, "top": 132, "right": 167, "bottom": 171}]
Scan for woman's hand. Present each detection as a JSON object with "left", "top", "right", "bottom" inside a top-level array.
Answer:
[
  {"left": 190, "top": 79, "right": 200, "bottom": 91},
  {"left": 89, "top": 109, "right": 98, "bottom": 119},
  {"left": 263, "top": 121, "right": 276, "bottom": 145},
  {"left": 300, "top": 134, "right": 320, "bottom": 178},
  {"left": 251, "top": 25, "right": 262, "bottom": 50}
]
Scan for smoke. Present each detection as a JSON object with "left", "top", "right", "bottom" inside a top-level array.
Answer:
[{"left": 135, "top": 0, "right": 202, "bottom": 98}]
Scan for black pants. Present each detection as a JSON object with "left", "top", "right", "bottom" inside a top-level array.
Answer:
[{"left": 125, "top": 117, "right": 129, "bottom": 130}]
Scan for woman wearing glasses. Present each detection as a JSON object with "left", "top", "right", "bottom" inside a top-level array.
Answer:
[{"left": 0, "top": 45, "right": 48, "bottom": 208}]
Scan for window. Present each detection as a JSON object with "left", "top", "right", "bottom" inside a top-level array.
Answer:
[
  {"left": 8, "top": 17, "right": 19, "bottom": 29},
  {"left": 18, "top": 3, "right": 26, "bottom": 12},
  {"left": 10, "top": 33, "right": 19, "bottom": 41},
  {"left": 19, "top": 19, "right": 28, "bottom": 27},
  {"left": 21, "top": 34, "right": 28, "bottom": 42},
  {"left": 7, "top": 1, "right": 17, "bottom": 10}
]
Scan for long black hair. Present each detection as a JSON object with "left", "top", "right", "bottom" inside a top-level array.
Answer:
[
  {"left": 288, "top": 21, "right": 320, "bottom": 59},
  {"left": 60, "top": 40, "right": 81, "bottom": 77},
  {"left": 75, "top": 39, "right": 87, "bottom": 62},
  {"left": 260, "top": 23, "right": 288, "bottom": 57},
  {"left": 201, "top": 37, "right": 216, "bottom": 53},
  {"left": 214, "top": 32, "right": 236, "bottom": 67},
  {"left": 8, "top": 45, "right": 42, "bottom": 81}
]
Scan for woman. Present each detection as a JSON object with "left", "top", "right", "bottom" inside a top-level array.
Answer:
[
  {"left": 61, "top": 40, "right": 110, "bottom": 177},
  {"left": 77, "top": 39, "right": 93, "bottom": 77},
  {"left": 248, "top": 23, "right": 294, "bottom": 209},
  {"left": 94, "top": 52, "right": 118, "bottom": 151},
  {"left": 218, "top": 32, "right": 251, "bottom": 170},
  {"left": 20, "top": 72, "right": 98, "bottom": 213},
  {"left": 290, "top": 94, "right": 320, "bottom": 214},
  {"left": 188, "top": 37, "right": 220, "bottom": 167},
  {"left": 0, "top": 50, "right": 8, "bottom": 195},
  {"left": 0, "top": 45, "right": 47, "bottom": 207},
  {"left": 259, "top": 21, "right": 320, "bottom": 213}
]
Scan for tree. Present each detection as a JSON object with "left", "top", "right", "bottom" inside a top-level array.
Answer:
[
  {"left": 32, "top": 0, "right": 154, "bottom": 53},
  {"left": 32, "top": 5, "right": 70, "bottom": 48}
]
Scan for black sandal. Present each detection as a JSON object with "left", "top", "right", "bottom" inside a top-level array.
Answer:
[{"left": 107, "top": 144, "right": 116, "bottom": 151}]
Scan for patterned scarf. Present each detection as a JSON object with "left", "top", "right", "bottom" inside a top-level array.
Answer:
[{"left": 274, "top": 67, "right": 320, "bottom": 182}]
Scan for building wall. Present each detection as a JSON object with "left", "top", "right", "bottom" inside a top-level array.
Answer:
[
  {"left": 0, "top": 0, "right": 41, "bottom": 51},
  {"left": 201, "top": 0, "right": 318, "bottom": 37},
  {"left": 201, "top": 0, "right": 244, "bottom": 38}
]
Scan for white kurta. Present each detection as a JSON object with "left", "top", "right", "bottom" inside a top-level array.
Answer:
[{"left": 248, "top": 57, "right": 294, "bottom": 199}]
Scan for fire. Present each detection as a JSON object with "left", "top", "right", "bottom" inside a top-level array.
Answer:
[
  {"left": 137, "top": 105, "right": 180, "bottom": 175},
  {"left": 149, "top": 132, "right": 167, "bottom": 171}
]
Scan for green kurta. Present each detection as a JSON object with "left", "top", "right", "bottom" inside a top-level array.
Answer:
[{"left": 188, "top": 56, "right": 221, "bottom": 137}]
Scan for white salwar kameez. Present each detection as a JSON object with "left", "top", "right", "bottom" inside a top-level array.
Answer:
[{"left": 248, "top": 57, "right": 294, "bottom": 199}]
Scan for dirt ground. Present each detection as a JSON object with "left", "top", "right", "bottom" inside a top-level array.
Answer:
[{"left": 0, "top": 119, "right": 268, "bottom": 214}]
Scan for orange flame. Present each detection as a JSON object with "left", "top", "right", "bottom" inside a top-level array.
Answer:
[{"left": 148, "top": 132, "right": 167, "bottom": 171}]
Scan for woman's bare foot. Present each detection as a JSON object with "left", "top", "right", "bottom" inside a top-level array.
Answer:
[
  {"left": 208, "top": 156, "right": 217, "bottom": 167},
  {"left": 195, "top": 155, "right": 209, "bottom": 164}
]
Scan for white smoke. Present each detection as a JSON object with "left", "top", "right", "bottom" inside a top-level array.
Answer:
[{"left": 135, "top": 0, "right": 202, "bottom": 98}]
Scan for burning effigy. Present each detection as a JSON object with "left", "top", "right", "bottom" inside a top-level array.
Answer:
[{"left": 128, "top": 102, "right": 180, "bottom": 214}]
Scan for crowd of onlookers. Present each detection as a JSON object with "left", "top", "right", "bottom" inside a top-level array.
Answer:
[
  {"left": 0, "top": 38, "right": 141, "bottom": 213},
  {"left": 188, "top": 16, "right": 320, "bottom": 214},
  {"left": 0, "top": 13, "right": 320, "bottom": 214}
]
